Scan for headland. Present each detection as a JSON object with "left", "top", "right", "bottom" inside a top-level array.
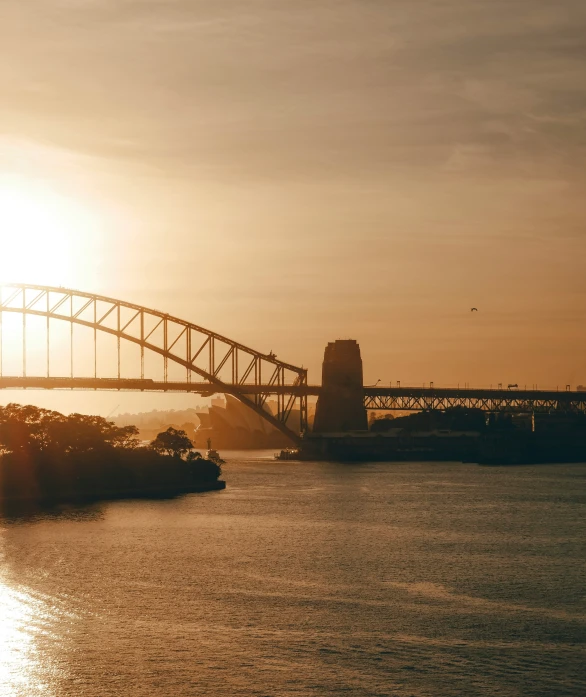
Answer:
[{"left": 0, "top": 404, "right": 225, "bottom": 510}]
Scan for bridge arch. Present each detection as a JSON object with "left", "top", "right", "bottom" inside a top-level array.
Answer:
[{"left": 0, "top": 284, "right": 308, "bottom": 442}]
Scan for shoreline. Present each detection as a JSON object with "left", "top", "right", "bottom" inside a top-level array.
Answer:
[{"left": 0, "top": 480, "right": 226, "bottom": 509}]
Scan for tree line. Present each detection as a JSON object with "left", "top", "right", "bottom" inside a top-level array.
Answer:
[{"left": 0, "top": 404, "right": 222, "bottom": 507}]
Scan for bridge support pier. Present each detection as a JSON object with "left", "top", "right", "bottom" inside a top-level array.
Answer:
[{"left": 312, "top": 340, "right": 368, "bottom": 433}]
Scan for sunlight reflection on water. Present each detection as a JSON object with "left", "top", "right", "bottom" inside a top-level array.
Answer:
[{"left": 0, "top": 547, "right": 56, "bottom": 697}]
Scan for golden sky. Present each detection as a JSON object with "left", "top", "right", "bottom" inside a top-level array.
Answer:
[{"left": 0, "top": 0, "right": 585, "bottom": 413}]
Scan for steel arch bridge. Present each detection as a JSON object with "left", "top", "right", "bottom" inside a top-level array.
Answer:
[{"left": 0, "top": 284, "right": 308, "bottom": 442}]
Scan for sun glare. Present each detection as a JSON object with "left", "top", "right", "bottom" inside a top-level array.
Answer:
[{"left": 0, "top": 178, "right": 97, "bottom": 286}]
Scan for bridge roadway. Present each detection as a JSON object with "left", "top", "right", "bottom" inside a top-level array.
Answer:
[{"left": 0, "top": 377, "right": 584, "bottom": 414}]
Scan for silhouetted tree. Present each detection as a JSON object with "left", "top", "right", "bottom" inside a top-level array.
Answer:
[
  {"left": 46, "top": 414, "right": 140, "bottom": 454},
  {"left": 0, "top": 404, "right": 64, "bottom": 453},
  {"left": 151, "top": 427, "right": 193, "bottom": 458},
  {"left": 0, "top": 405, "right": 140, "bottom": 456},
  {"left": 187, "top": 457, "right": 222, "bottom": 481}
]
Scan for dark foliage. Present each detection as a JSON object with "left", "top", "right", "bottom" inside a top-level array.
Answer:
[
  {"left": 0, "top": 404, "right": 222, "bottom": 505},
  {"left": 370, "top": 407, "right": 487, "bottom": 433},
  {"left": 151, "top": 427, "right": 194, "bottom": 458}
]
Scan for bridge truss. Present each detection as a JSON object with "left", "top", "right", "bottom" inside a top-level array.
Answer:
[
  {"left": 363, "top": 387, "right": 586, "bottom": 414},
  {"left": 0, "top": 284, "right": 308, "bottom": 441}
]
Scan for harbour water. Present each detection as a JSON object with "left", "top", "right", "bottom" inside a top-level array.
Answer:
[{"left": 0, "top": 455, "right": 585, "bottom": 696}]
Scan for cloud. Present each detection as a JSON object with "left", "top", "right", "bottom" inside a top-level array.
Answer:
[{"left": 0, "top": 0, "right": 584, "bottom": 184}]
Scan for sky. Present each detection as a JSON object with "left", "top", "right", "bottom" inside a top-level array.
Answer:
[{"left": 0, "top": 0, "right": 585, "bottom": 414}]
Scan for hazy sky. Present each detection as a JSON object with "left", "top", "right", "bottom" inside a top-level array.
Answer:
[{"left": 1, "top": 0, "right": 585, "bottom": 413}]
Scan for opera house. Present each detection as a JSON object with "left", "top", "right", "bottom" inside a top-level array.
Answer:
[{"left": 194, "top": 394, "right": 301, "bottom": 450}]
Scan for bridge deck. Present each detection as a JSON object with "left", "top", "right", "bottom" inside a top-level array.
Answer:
[
  {"left": 0, "top": 376, "right": 320, "bottom": 395},
  {"left": 0, "top": 377, "right": 584, "bottom": 413}
]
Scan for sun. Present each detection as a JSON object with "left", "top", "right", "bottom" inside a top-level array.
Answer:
[{"left": 0, "top": 177, "right": 96, "bottom": 285}]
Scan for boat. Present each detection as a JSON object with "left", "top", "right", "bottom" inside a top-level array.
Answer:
[
  {"left": 274, "top": 448, "right": 300, "bottom": 461},
  {"left": 205, "top": 439, "right": 225, "bottom": 465}
]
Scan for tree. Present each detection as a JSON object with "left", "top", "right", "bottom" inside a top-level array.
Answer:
[
  {"left": 108, "top": 424, "right": 141, "bottom": 449},
  {"left": 187, "top": 457, "right": 221, "bottom": 481},
  {"left": 150, "top": 427, "right": 193, "bottom": 458},
  {"left": 46, "top": 414, "right": 140, "bottom": 454},
  {"left": 0, "top": 403, "right": 64, "bottom": 454},
  {"left": 0, "top": 405, "right": 141, "bottom": 456}
]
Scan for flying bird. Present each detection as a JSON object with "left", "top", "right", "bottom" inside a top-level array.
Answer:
[{"left": 471, "top": 307, "right": 478, "bottom": 312}]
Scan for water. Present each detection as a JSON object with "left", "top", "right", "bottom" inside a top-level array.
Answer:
[{"left": 1, "top": 455, "right": 585, "bottom": 697}]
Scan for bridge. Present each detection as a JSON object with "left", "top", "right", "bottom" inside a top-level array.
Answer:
[
  {"left": 0, "top": 376, "right": 584, "bottom": 416},
  {"left": 0, "top": 285, "right": 584, "bottom": 444},
  {"left": 0, "top": 284, "right": 309, "bottom": 442}
]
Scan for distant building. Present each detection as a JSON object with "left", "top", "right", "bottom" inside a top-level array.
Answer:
[{"left": 194, "top": 394, "right": 297, "bottom": 449}]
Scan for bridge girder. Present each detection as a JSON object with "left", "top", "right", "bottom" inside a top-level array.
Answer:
[
  {"left": 0, "top": 284, "right": 308, "bottom": 443},
  {"left": 363, "top": 391, "right": 586, "bottom": 414}
]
